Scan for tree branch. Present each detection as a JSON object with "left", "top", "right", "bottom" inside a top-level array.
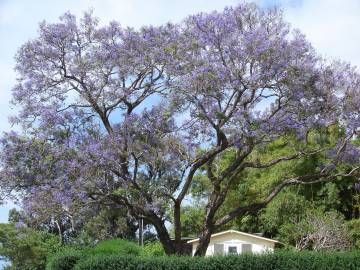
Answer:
[{"left": 214, "top": 166, "right": 360, "bottom": 227}]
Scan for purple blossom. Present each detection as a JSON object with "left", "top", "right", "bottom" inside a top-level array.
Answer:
[
  {"left": 15, "top": 221, "right": 26, "bottom": 229},
  {"left": 0, "top": 4, "right": 360, "bottom": 252}
]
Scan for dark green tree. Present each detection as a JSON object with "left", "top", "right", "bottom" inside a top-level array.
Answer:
[{"left": 0, "top": 223, "right": 60, "bottom": 270}]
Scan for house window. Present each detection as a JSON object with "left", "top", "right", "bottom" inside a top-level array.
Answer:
[
  {"left": 228, "top": 246, "right": 237, "bottom": 254},
  {"left": 242, "top": 244, "right": 252, "bottom": 253}
]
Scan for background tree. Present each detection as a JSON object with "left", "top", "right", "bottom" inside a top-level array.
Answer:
[
  {"left": 1, "top": 3, "right": 360, "bottom": 256},
  {"left": 291, "top": 210, "right": 351, "bottom": 251},
  {"left": 0, "top": 223, "right": 60, "bottom": 270},
  {"left": 188, "top": 127, "right": 360, "bottom": 246},
  {"left": 75, "top": 207, "right": 137, "bottom": 244},
  {"left": 7, "top": 203, "right": 137, "bottom": 245}
]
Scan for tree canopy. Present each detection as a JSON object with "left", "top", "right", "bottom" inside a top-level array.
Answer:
[{"left": 1, "top": 3, "right": 360, "bottom": 255}]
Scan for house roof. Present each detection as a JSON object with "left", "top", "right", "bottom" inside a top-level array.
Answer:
[
  {"left": 187, "top": 230, "right": 279, "bottom": 244},
  {"left": 170, "top": 237, "right": 195, "bottom": 241}
]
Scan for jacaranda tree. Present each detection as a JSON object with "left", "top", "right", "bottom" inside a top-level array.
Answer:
[{"left": 1, "top": 3, "right": 360, "bottom": 255}]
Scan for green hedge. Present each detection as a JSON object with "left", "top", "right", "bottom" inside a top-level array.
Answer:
[
  {"left": 46, "top": 239, "right": 142, "bottom": 270},
  {"left": 70, "top": 251, "right": 360, "bottom": 270},
  {"left": 46, "top": 249, "right": 85, "bottom": 270},
  {"left": 88, "top": 239, "right": 141, "bottom": 256}
]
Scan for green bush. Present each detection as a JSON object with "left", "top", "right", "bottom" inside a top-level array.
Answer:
[
  {"left": 46, "top": 239, "right": 141, "bottom": 270},
  {"left": 89, "top": 239, "right": 141, "bottom": 256},
  {"left": 73, "top": 251, "right": 360, "bottom": 270},
  {"left": 347, "top": 219, "right": 360, "bottom": 249},
  {"left": 140, "top": 241, "right": 165, "bottom": 257},
  {"left": 46, "top": 249, "right": 85, "bottom": 270}
]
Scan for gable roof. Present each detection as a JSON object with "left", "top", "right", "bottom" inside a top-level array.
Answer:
[{"left": 187, "top": 230, "right": 279, "bottom": 244}]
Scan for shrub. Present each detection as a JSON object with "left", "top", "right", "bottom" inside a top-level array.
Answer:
[
  {"left": 73, "top": 251, "right": 360, "bottom": 270},
  {"left": 347, "top": 219, "right": 360, "bottom": 249},
  {"left": 89, "top": 239, "right": 141, "bottom": 256},
  {"left": 46, "top": 249, "right": 85, "bottom": 270},
  {"left": 46, "top": 239, "right": 142, "bottom": 270},
  {"left": 140, "top": 241, "right": 165, "bottom": 257}
]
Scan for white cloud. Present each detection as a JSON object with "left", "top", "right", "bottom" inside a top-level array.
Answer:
[{"left": 283, "top": 0, "right": 360, "bottom": 67}]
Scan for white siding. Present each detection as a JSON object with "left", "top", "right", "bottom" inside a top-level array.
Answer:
[
  {"left": 190, "top": 232, "right": 275, "bottom": 256},
  {"left": 206, "top": 243, "right": 214, "bottom": 256}
]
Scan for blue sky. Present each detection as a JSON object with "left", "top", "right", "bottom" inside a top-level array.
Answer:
[{"left": 0, "top": 0, "right": 359, "bottom": 223}]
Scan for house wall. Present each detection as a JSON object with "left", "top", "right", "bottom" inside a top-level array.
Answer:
[{"left": 191, "top": 232, "right": 275, "bottom": 256}]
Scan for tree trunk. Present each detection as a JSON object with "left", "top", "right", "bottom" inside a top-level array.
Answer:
[
  {"left": 138, "top": 217, "right": 144, "bottom": 247},
  {"left": 194, "top": 201, "right": 217, "bottom": 256},
  {"left": 193, "top": 179, "right": 224, "bottom": 256},
  {"left": 54, "top": 220, "right": 63, "bottom": 244},
  {"left": 173, "top": 201, "right": 182, "bottom": 254},
  {"left": 194, "top": 227, "right": 213, "bottom": 256},
  {"left": 150, "top": 215, "right": 176, "bottom": 255}
]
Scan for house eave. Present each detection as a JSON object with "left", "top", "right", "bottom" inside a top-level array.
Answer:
[{"left": 187, "top": 230, "right": 279, "bottom": 244}]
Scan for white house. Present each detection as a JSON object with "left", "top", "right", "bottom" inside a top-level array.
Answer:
[{"left": 187, "top": 230, "right": 279, "bottom": 256}]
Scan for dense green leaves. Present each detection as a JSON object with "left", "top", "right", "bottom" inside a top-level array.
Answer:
[
  {"left": 45, "top": 239, "right": 165, "bottom": 270},
  {"left": 0, "top": 223, "right": 61, "bottom": 270},
  {"left": 87, "top": 239, "right": 141, "bottom": 256},
  {"left": 140, "top": 241, "right": 165, "bottom": 257},
  {"left": 347, "top": 219, "right": 360, "bottom": 248},
  {"left": 44, "top": 252, "right": 360, "bottom": 270},
  {"left": 46, "top": 250, "right": 85, "bottom": 270}
]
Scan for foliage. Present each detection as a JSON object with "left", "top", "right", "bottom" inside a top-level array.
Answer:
[
  {"left": 0, "top": 223, "right": 61, "bottom": 270},
  {"left": 172, "top": 206, "right": 205, "bottom": 238},
  {"left": 7, "top": 208, "right": 21, "bottom": 224},
  {"left": 88, "top": 239, "right": 141, "bottom": 256},
  {"left": 71, "top": 208, "right": 137, "bottom": 246},
  {"left": 347, "top": 219, "right": 360, "bottom": 249},
  {"left": 70, "top": 251, "right": 360, "bottom": 270},
  {"left": 281, "top": 210, "right": 351, "bottom": 251},
  {"left": 140, "top": 241, "right": 165, "bottom": 257},
  {"left": 8, "top": 201, "right": 137, "bottom": 245},
  {"left": 46, "top": 249, "right": 85, "bottom": 270},
  {"left": 260, "top": 191, "right": 310, "bottom": 237},
  {"left": 2, "top": 2, "right": 360, "bottom": 255},
  {"left": 46, "top": 239, "right": 142, "bottom": 270},
  {"left": 210, "top": 129, "right": 360, "bottom": 248}
]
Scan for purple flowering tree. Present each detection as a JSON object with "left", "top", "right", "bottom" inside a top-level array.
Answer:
[{"left": 1, "top": 3, "right": 360, "bottom": 255}]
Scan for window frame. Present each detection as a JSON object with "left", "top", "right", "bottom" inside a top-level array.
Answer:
[{"left": 228, "top": 245, "right": 238, "bottom": 254}]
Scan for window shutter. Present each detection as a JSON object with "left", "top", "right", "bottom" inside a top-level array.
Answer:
[
  {"left": 241, "top": 244, "right": 252, "bottom": 253},
  {"left": 214, "top": 243, "right": 224, "bottom": 255}
]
